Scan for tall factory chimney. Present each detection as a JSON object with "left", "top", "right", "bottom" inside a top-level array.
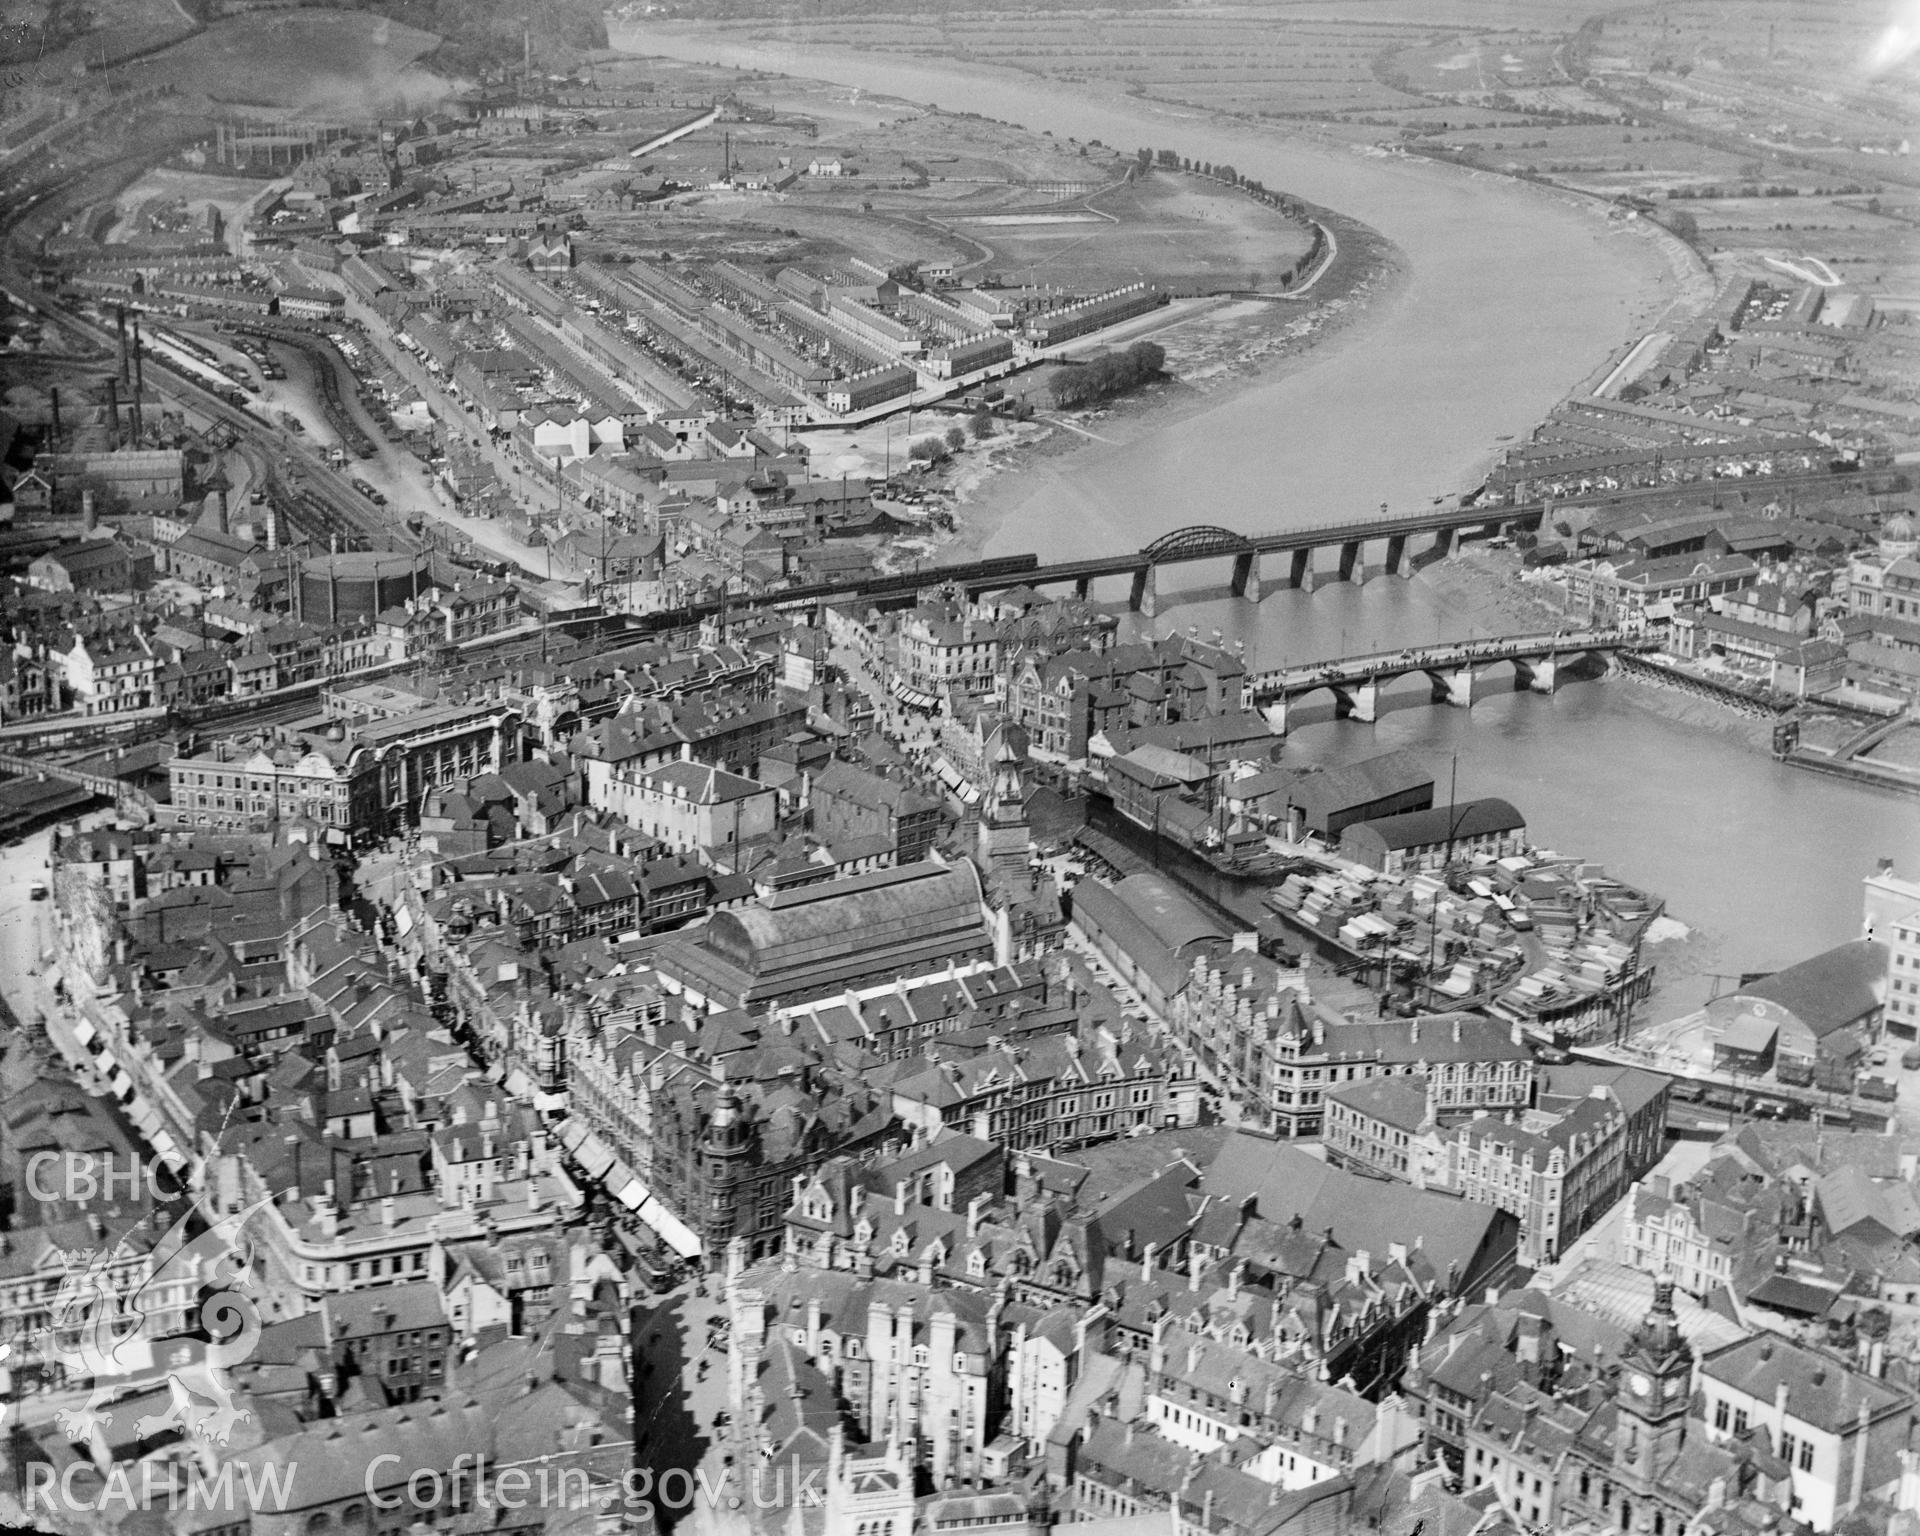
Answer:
[
  {"left": 523, "top": 23, "right": 532, "bottom": 80},
  {"left": 115, "top": 307, "right": 129, "bottom": 382},
  {"left": 82, "top": 490, "right": 97, "bottom": 534},
  {"left": 105, "top": 376, "right": 120, "bottom": 450},
  {"left": 131, "top": 317, "right": 146, "bottom": 442},
  {"left": 49, "top": 386, "right": 62, "bottom": 445}
]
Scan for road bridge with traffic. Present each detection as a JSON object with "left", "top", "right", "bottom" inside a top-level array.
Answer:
[{"left": 1243, "top": 628, "right": 1655, "bottom": 732}]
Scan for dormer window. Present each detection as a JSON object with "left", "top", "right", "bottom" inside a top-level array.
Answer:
[
  {"left": 967, "top": 1250, "right": 987, "bottom": 1277},
  {"left": 844, "top": 1340, "right": 861, "bottom": 1359},
  {"left": 891, "top": 1230, "right": 911, "bottom": 1256}
]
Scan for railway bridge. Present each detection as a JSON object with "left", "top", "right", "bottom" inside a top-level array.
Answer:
[
  {"left": 967, "top": 507, "right": 1546, "bottom": 618},
  {"left": 1242, "top": 628, "right": 1656, "bottom": 732},
  {"left": 0, "top": 750, "right": 156, "bottom": 822}
]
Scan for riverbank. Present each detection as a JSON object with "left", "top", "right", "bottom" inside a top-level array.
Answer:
[
  {"left": 938, "top": 206, "right": 1404, "bottom": 561},
  {"left": 623, "top": 22, "right": 1696, "bottom": 563}
]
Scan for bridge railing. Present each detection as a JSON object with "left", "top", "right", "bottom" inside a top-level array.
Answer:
[
  {"left": 1243, "top": 629, "right": 1643, "bottom": 687},
  {"left": 1240, "top": 504, "right": 1538, "bottom": 546}
]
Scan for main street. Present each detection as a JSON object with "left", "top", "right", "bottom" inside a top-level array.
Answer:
[{"left": 0, "top": 827, "right": 54, "bottom": 1086}]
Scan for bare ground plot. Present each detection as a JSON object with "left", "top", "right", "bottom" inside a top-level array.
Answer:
[
  {"left": 1863, "top": 727, "right": 1920, "bottom": 772},
  {"left": 141, "top": 10, "right": 450, "bottom": 115},
  {"left": 1389, "top": 37, "right": 1566, "bottom": 95},
  {"left": 642, "top": 96, "right": 1127, "bottom": 193},
  {"left": 1689, "top": 200, "right": 1920, "bottom": 291},
  {"left": 600, "top": 201, "right": 967, "bottom": 271},
  {"left": 945, "top": 174, "right": 1315, "bottom": 295},
  {"left": 100, "top": 166, "right": 275, "bottom": 249}
]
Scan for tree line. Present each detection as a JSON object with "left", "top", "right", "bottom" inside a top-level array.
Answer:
[{"left": 1049, "top": 341, "right": 1166, "bottom": 409}]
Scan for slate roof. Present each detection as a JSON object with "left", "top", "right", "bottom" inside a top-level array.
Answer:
[
  {"left": 1739, "top": 940, "right": 1887, "bottom": 1035},
  {"left": 1200, "top": 1132, "right": 1508, "bottom": 1289},
  {"left": 1344, "top": 797, "right": 1526, "bottom": 852}
]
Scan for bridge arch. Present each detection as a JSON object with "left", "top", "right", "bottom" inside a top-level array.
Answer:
[{"left": 1142, "top": 526, "right": 1255, "bottom": 562}]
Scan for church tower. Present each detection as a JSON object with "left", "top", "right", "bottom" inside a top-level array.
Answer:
[{"left": 1613, "top": 1275, "right": 1694, "bottom": 1496}]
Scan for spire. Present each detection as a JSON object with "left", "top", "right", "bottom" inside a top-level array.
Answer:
[{"left": 1631, "top": 1271, "right": 1690, "bottom": 1372}]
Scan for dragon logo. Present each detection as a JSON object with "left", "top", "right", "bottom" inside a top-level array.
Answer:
[{"left": 43, "top": 1195, "right": 276, "bottom": 1451}]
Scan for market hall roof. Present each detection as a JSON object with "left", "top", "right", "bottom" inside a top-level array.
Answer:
[{"left": 657, "top": 859, "right": 992, "bottom": 1009}]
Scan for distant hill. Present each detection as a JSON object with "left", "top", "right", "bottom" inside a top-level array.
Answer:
[{"left": 332, "top": 0, "right": 608, "bottom": 75}]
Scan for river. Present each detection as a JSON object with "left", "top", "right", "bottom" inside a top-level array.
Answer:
[
  {"left": 611, "top": 22, "right": 1920, "bottom": 1014},
  {"left": 614, "top": 19, "right": 1689, "bottom": 560}
]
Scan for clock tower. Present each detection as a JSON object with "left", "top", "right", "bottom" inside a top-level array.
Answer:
[{"left": 1614, "top": 1274, "right": 1693, "bottom": 1495}]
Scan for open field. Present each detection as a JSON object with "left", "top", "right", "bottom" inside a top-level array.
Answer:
[
  {"left": 140, "top": 9, "right": 451, "bottom": 114},
  {"left": 946, "top": 172, "right": 1315, "bottom": 294}
]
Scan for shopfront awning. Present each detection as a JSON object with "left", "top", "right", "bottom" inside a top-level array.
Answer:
[
  {"left": 890, "top": 677, "right": 941, "bottom": 712},
  {"left": 573, "top": 1132, "right": 617, "bottom": 1182},
  {"left": 932, "top": 757, "right": 983, "bottom": 805},
  {"left": 148, "top": 1131, "right": 188, "bottom": 1175},
  {"left": 637, "top": 1196, "right": 702, "bottom": 1258},
  {"left": 553, "top": 1122, "right": 701, "bottom": 1258}
]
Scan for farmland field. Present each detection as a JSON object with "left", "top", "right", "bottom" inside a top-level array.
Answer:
[{"left": 140, "top": 9, "right": 451, "bottom": 113}]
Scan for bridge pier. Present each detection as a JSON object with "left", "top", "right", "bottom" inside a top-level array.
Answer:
[
  {"left": 1075, "top": 575, "right": 1092, "bottom": 600},
  {"left": 1515, "top": 654, "right": 1560, "bottom": 694},
  {"left": 1230, "top": 550, "right": 1262, "bottom": 603},
  {"left": 1408, "top": 528, "right": 1454, "bottom": 574},
  {"left": 1260, "top": 699, "right": 1290, "bottom": 734},
  {"left": 1333, "top": 679, "right": 1379, "bottom": 724},
  {"left": 1429, "top": 666, "right": 1477, "bottom": 708},
  {"left": 1337, "top": 541, "right": 1361, "bottom": 585},
  {"left": 1288, "top": 549, "right": 1311, "bottom": 590},
  {"left": 1129, "top": 564, "right": 1158, "bottom": 619},
  {"left": 1385, "top": 534, "right": 1409, "bottom": 579}
]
